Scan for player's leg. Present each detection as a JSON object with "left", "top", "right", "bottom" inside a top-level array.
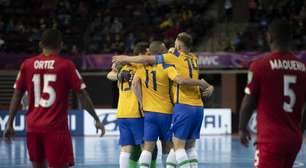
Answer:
[
  {"left": 43, "top": 132, "right": 74, "bottom": 168},
  {"left": 26, "top": 132, "right": 47, "bottom": 168},
  {"left": 172, "top": 137, "right": 189, "bottom": 168},
  {"left": 158, "top": 113, "right": 173, "bottom": 168},
  {"left": 185, "top": 106, "right": 203, "bottom": 168},
  {"left": 31, "top": 161, "right": 47, "bottom": 168},
  {"left": 284, "top": 152, "right": 299, "bottom": 168},
  {"left": 185, "top": 140, "right": 198, "bottom": 168},
  {"left": 151, "top": 145, "right": 158, "bottom": 168},
  {"left": 161, "top": 141, "right": 172, "bottom": 168},
  {"left": 121, "top": 145, "right": 133, "bottom": 168},
  {"left": 118, "top": 119, "right": 137, "bottom": 168},
  {"left": 139, "top": 141, "right": 156, "bottom": 168},
  {"left": 139, "top": 112, "right": 159, "bottom": 168},
  {"left": 255, "top": 144, "right": 285, "bottom": 168},
  {"left": 172, "top": 104, "right": 195, "bottom": 168},
  {"left": 129, "top": 145, "right": 142, "bottom": 168},
  {"left": 166, "top": 149, "right": 176, "bottom": 168}
]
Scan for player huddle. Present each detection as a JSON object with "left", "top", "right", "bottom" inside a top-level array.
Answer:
[
  {"left": 108, "top": 33, "right": 214, "bottom": 168},
  {"left": 2, "top": 19, "right": 306, "bottom": 168}
]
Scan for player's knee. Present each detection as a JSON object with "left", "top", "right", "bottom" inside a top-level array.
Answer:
[
  {"left": 161, "top": 141, "right": 172, "bottom": 154},
  {"left": 143, "top": 141, "right": 156, "bottom": 152},
  {"left": 172, "top": 136, "right": 186, "bottom": 150},
  {"left": 185, "top": 139, "right": 196, "bottom": 150},
  {"left": 121, "top": 145, "right": 133, "bottom": 153}
]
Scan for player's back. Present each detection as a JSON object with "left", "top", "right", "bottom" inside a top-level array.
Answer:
[
  {"left": 15, "top": 53, "right": 85, "bottom": 133},
  {"left": 136, "top": 64, "right": 176, "bottom": 114},
  {"left": 116, "top": 64, "right": 142, "bottom": 118},
  {"left": 156, "top": 50, "right": 203, "bottom": 106},
  {"left": 247, "top": 51, "right": 306, "bottom": 146}
]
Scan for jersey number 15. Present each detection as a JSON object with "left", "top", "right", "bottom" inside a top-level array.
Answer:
[{"left": 32, "top": 74, "right": 57, "bottom": 108}]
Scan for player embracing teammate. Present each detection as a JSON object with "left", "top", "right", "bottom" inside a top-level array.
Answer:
[
  {"left": 113, "top": 32, "right": 214, "bottom": 168},
  {"left": 239, "top": 19, "right": 306, "bottom": 168}
]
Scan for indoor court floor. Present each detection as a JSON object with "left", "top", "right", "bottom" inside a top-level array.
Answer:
[{"left": 0, "top": 136, "right": 305, "bottom": 168}]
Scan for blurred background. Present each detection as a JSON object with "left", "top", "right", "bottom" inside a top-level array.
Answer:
[
  {"left": 0, "top": 0, "right": 306, "bottom": 167},
  {"left": 0, "top": 0, "right": 305, "bottom": 134}
]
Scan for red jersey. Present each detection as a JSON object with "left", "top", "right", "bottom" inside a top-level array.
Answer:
[
  {"left": 14, "top": 54, "right": 85, "bottom": 133},
  {"left": 245, "top": 52, "right": 306, "bottom": 145}
]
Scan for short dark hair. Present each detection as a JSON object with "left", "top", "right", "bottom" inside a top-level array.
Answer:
[
  {"left": 133, "top": 42, "right": 148, "bottom": 55},
  {"left": 177, "top": 32, "right": 193, "bottom": 49},
  {"left": 268, "top": 19, "right": 292, "bottom": 45},
  {"left": 40, "top": 29, "right": 62, "bottom": 49},
  {"left": 149, "top": 41, "right": 164, "bottom": 55}
]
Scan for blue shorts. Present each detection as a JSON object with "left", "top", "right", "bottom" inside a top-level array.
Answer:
[
  {"left": 172, "top": 104, "right": 203, "bottom": 140},
  {"left": 144, "top": 112, "right": 172, "bottom": 141},
  {"left": 117, "top": 118, "right": 144, "bottom": 146}
]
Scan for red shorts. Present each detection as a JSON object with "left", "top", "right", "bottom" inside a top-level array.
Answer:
[
  {"left": 26, "top": 131, "right": 74, "bottom": 167},
  {"left": 254, "top": 143, "right": 300, "bottom": 168}
]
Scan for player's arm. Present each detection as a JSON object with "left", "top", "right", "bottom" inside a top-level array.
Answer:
[
  {"left": 3, "top": 89, "right": 25, "bottom": 142},
  {"left": 238, "top": 94, "right": 257, "bottom": 147},
  {"left": 107, "top": 70, "right": 119, "bottom": 81},
  {"left": 302, "top": 99, "right": 306, "bottom": 133},
  {"left": 76, "top": 89, "right": 105, "bottom": 136},
  {"left": 239, "top": 64, "right": 259, "bottom": 148},
  {"left": 112, "top": 55, "right": 155, "bottom": 65},
  {"left": 67, "top": 61, "right": 105, "bottom": 136},
  {"left": 132, "top": 75, "right": 143, "bottom": 111},
  {"left": 164, "top": 65, "right": 210, "bottom": 90},
  {"left": 173, "top": 76, "right": 210, "bottom": 90}
]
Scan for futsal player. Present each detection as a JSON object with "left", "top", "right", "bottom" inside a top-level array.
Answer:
[
  {"left": 112, "top": 32, "right": 214, "bottom": 168},
  {"left": 107, "top": 42, "right": 158, "bottom": 168},
  {"left": 133, "top": 40, "right": 211, "bottom": 168},
  {"left": 239, "top": 19, "right": 306, "bottom": 168},
  {"left": 3, "top": 29, "right": 105, "bottom": 168}
]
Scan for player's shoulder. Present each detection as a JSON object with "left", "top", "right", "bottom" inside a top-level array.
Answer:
[
  {"left": 20, "top": 54, "right": 41, "bottom": 67},
  {"left": 249, "top": 53, "right": 272, "bottom": 69}
]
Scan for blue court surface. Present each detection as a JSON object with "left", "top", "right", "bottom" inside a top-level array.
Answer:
[{"left": 0, "top": 136, "right": 305, "bottom": 168}]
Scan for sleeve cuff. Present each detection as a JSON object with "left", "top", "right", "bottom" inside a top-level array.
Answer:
[
  {"left": 244, "top": 87, "right": 251, "bottom": 95},
  {"left": 155, "top": 54, "right": 164, "bottom": 64}
]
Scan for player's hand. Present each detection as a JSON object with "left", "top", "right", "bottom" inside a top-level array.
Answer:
[
  {"left": 239, "top": 129, "right": 251, "bottom": 148},
  {"left": 202, "top": 85, "right": 214, "bottom": 98},
  {"left": 3, "top": 124, "right": 15, "bottom": 143},
  {"left": 111, "top": 63, "right": 118, "bottom": 72},
  {"left": 95, "top": 120, "right": 105, "bottom": 137},
  {"left": 139, "top": 102, "right": 144, "bottom": 116},
  {"left": 112, "top": 55, "right": 129, "bottom": 64}
]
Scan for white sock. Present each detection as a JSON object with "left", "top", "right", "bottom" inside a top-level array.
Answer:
[
  {"left": 166, "top": 149, "right": 176, "bottom": 168},
  {"left": 187, "top": 148, "right": 198, "bottom": 168},
  {"left": 119, "top": 152, "right": 131, "bottom": 168},
  {"left": 175, "top": 149, "right": 191, "bottom": 168},
  {"left": 162, "top": 154, "right": 168, "bottom": 168},
  {"left": 139, "top": 150, "right": 152, "bottom": 168}
]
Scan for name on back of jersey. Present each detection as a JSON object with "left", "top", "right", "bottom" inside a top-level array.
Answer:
[
  {"left": 34, "top": 60, "right": 55, "bottom": 70},
  {"left": 269, "top": 59, "right": 305, "bottom": 72}
]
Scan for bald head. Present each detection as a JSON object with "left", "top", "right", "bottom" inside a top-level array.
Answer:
[
  {"left": 267, "top": 19, "right": 292, "bottom": 48},
  {"left": 149, "top": 41, "right": 167, "bottom": 55}
]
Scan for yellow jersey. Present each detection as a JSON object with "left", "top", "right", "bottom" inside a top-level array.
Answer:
[
  {"left": 155, "top": 49, "right": 203, "bottom": 107},
  {"left": 135, "top": 64, "right": 178, "bottom": 114},
  {"left": 116, "top": 64, "right": 142, "bottom": 118}
]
